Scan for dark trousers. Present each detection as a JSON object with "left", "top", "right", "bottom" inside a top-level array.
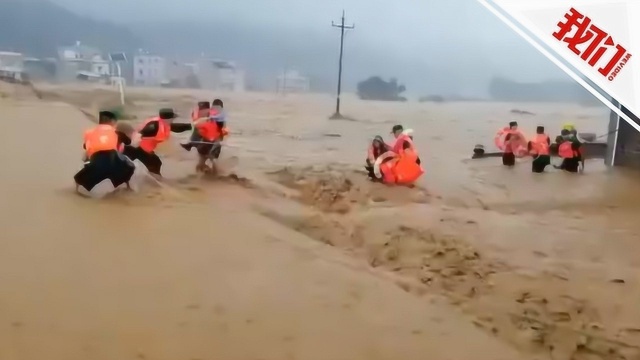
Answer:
[
  {"left": 502, "top": 152, "right": 515, "bottom": 166},
  {"left": 560, "top": 158, "right": 580, "bottom": 173},
  {"left": 122, "top": 146, "right": 163, "bottom": 175},
  {"left": 74, "top": 150, "right": 135, "bottom": 190},
  {"left": 532, "top": 155, "right": 551, "bottom": 173}
]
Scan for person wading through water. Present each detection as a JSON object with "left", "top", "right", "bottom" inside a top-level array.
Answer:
[
  {"left": 74, "top": 111, "right": 137, "bottom": 195},
  {"left": 123, "top": 108, "right": 192, "bottom": 177},
  {"left": 528, "top": 126, "right": 551, "bottom": 173}
]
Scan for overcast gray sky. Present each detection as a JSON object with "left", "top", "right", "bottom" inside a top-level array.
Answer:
[{"left": 52, "top": 0, "right": 568, "bottom": 96}]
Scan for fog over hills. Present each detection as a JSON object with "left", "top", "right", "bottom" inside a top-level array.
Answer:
[{"left": 2, "top": 0, "right": 573, "bottom": 97}]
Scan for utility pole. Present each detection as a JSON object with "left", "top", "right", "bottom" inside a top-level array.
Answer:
[
  {"left": 281, "top": 65, "right": 287, "bottom": 96},
  {"left": 330, "top": 10, "right": 354, "bottom": 119}
]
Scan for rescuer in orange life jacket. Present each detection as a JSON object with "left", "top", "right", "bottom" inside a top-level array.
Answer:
[
  {"left": 554, "top": 129, "right": 584, "bottom": 173},
  {"left": 499, "top": 121, "right": 523, "bottom": 167},
  {"left": 74, "top": 110, "right": 136, "bottom": 192},
  {"left": 528, "top": 126, "right": 551, "bottom": 173},
  {"left": 122, "top": 108, "right": 192, "bottom": 177},
  {"left": 375, "top": 132, "right": 424, "bottom": 186},
  {"left": 181, "top": 98, "right": 226, "bottom": 153},
  {"left": 390, "top": 124, "right": 421, "bottom": 165},
  {"left": 180, "top": 99, "right": 229, "bottom": 173}
]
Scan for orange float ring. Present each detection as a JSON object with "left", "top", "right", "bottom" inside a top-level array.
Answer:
[{"left": 494, "top": 127, "right": 528, "bottom": 157}]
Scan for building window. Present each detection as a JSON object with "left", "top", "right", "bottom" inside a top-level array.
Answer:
[{"left": 139, "top": 69, "right": 143, "bottom": 76}]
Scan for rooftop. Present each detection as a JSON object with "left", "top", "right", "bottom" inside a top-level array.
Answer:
[
  {"left": 134, "top": 54, "right": 164, "bottom": 58},
  {"left": 0, "top": 66, "right": 25, "bottom": 73},
  {"left": 211, "top": 60, "right": 236, "bottom": 69},
  {"left": 58, "top": 44, "right": 100, "bottom": 52},
  {"left": 277, "top": 70, "right": 309, "bottom": 80}
]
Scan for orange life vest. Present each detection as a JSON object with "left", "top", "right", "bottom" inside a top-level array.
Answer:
[
  {"left": 378, "top": 147, "right": 424, "bottom": 185},
  {"left": 558, "top": 141, "right": 579, "bottom": 159},
  {"left": 530, "top": 134, "right": 550, "bottom": 156},
  {"left": 379, "top": 159, "right": 397, "bottom": 184},
  {"left": 392, "top": 134, "right": 414, "bottom": 154},
  {"left": 196, "top": 121, "right": 229, "bottom": 142},
  {"left": 138, "top": 117, "right": 170, "bottom": 153},
  {"left": 195, "top": 108, "right": 228, "bottom": 142},
  {"left": 393, "top": 148, "right": 424, "bottom": 184},
  {"left": 83, "top": 124, "right": 120, "bottom": 158}
]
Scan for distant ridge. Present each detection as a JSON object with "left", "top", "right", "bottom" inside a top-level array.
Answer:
[
  {"left": 0, "top": 0, "right": 141, "bottom": 58},
  {"left": 489, "top": 77, "right": 600, "bottom": 104}
]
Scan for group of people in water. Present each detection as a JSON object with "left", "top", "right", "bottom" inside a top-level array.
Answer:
[
  {"left": 364, "top": 124, "right": 424, "bottom": 185},
  {"left": 495, "top": 121, "right": 585, "bottom": 173},
  {"left": 74, "top": 99, "right": 228, "bottom": 196},
  {"left": 74, "top": 98, "right": 588, "bottom": 197}
]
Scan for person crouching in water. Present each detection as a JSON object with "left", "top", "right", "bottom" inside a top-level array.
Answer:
[
  {"left": 555, "top": 129, "right": 584, "bottom": 173},
  {"left": 528, "top": 126, "right": 551, "bottom": 173},
  {"left": 74, "top": 111, "right": 136, "bottom": 194},
  {"left": 123, "top": 108, "right": 192, "bottom": 177},
  {"left": 365, "top": 135, "right": 391, "bottom": 181},
  {"left": 370, "top": 126, "right": 424, "bottom": 185}
]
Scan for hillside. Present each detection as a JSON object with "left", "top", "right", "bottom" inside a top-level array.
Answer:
[
  {"left": 0, "top": 0, "right": 141, "bottom": 58},
  {"left": 488, "top": 77, "right": 600, "bottom": 104}
]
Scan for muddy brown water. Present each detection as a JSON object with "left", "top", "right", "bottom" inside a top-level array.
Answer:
[{"left": 3, "top": 84, "right": 640, "bottom": 360}]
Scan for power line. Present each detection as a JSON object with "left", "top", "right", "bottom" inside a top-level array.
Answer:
[{"left": 330, "top": 10, "right": 354, "bottom": 120}]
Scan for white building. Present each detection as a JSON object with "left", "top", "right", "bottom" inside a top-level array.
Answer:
[
  {"left": 195, "top": 58, "right": 245, "bottom": 92},
  {"left": 57, "top": 43, "right": 110, "bottom": 82},
  {"left": 276, "top": 70, "right": 310, "bottom": 93},
  {"left": 91, "top": 56, "right": 110, "bottom": 77},
  {"left": 133, "top": 53, "right": 167, "bottom": 87},
  {"left": 0, "top": 51, "right": 25, "bottom": 69},
  {"left": 24, "top": 57, "right": 57, "bottom": 81},
  {"left": 0, "top": 51, "right": 25, "bottom": 82},
  {"left": 164, "top": 59, "right": 194, "bottom": 87}
]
